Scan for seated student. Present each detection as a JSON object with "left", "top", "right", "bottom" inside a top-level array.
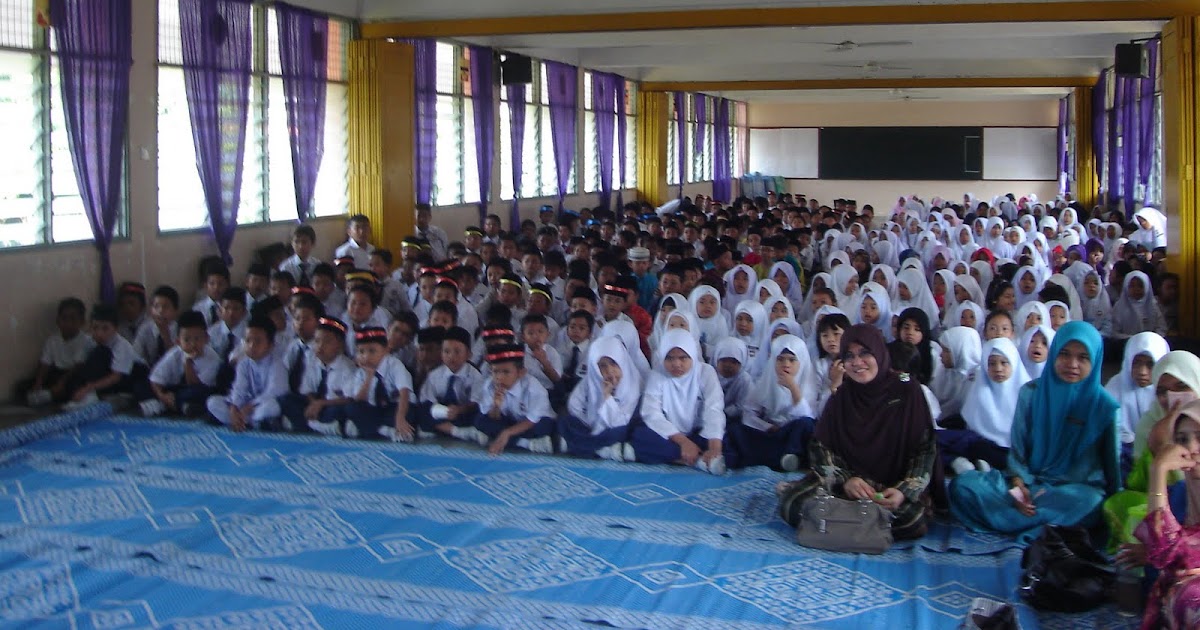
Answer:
[
  {"left": 233, "top": 296, "right": 290, "bottom": 362},
  {"left": 279, "top": 316, "right": 354, "bottom": 433},
  {"left": 557, "top": 336, "right": 642, "bottom": 461},
  {"left": 429, "top": 277, "right": 479, "bottom": 335},
  {"left": 732, "top": 334, "right": 818, "bottom": 472},
  {"left": 281, "top": 294, "right": 322, "bottom": 392},
  {"left": 612, "top": 275, "right": 654, "bottom": 357},
  {"left": 427, "top": 300, "right": 459, "bottom": 331},
  {"left": 334, "top": 214, "right": 375, "bottom": 269},
  {"left": 205, "top": 317, "right": 286, "bottom": 431},
  {"left": 690, "top": 284, "right": 730, "bottom": 361},
  {"left": 525, "top": 283, "right": 559, "bottom": 335},
  {"left": 208, "top": 287, "right": 249, "bottom": 363},
  {"left": 134, "top": 286, "right": 180, "bottom": 367},
  {"left": 471, "top": 343, "right": 555, "bottom": 454},
  {"left": 712, "top": 337, "right": 753, "bottom": 426},
  {"left": 813, "top": 311, "right": 851, "bottom": 414},
  {"left": 412, "top": 326, "right": 446, "bottom": 395},
  {"left": 521, "top": 314, "right": 562, "bottom": 392},
  {"left": 64, "top": 304, "right": 145, "bottom": 407},
  {"left": 553, "top": 310, "right": 594, "bottom": 401},
  {"left": 1111, "top": 270, "right": 1168, "bottom": 341},
  {"left": 1132, "top": 401, "right": 1200, "bottom": 630},
  {"left": 387, "top": 312, "right": 419, "bottom": 373},
  {"left": 319, "top": 327, "right": 414, "bottom": 442},
  {"left": 731, "top": 301, "right": 768, "bottom": 363},
  {"left": 627, "top": 329, "right": 727, "bottom": 474},
  {"left": 343, "top": 284, "right": 392, "bottom": 356},
  {"left": 412, "top": 326, "right": 482, "bottom": 441},
  {"left": 931, "top": 326, "right": 982, "bottom": 425},
  {"left": 116, "top": 282, "right": 147, "bottom": 343},
  {"left": 193, "top": 264, "right": 231, "bottom": 327},
  {"left": 245, "top": 263, "right": 271, "bottom": 307},
  {"left": 982, "top": 309, "right": 1016, "bottom": 342},
  {"left": 1078, "top": 269, "right": 1113, "bottom": 338},
  {"left": 776, "top": 324, "right": 940, "bottom": 541},
  {"left": 311, "top": 263, "right": 345, "bottom": 319},
  {"left": 279, "top": 223, "right": 321, "bottom": 287},
  {"left": 139, "top": 311, "right": 221, "bottom": 417},
  {"left": 472, "top": 306, "right": 514, "bottom": 365},
  {"left": 1105, "top": 331, "right": 1170, "bottom": 475},
  {"left": 941, "top": 338, "right": 1031, "bottom": 474},
  {"left": 949, "top": 321, "right": 1121, "bottom": 542},
  {"left": 19, "top": 298, "right": 92, "bottom": 406},
  {"left": 887, "top": 341, "right": 942, "bottom": 422}
]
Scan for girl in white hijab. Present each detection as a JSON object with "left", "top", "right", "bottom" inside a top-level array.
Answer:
[
  {"left": 1013, "top": 266, "right": 1043, "bottom": 309},
  {"left": 824, "top": 250, "right": 851, "bottom": 272},
  {"left": 734, "top": 334, "right": 819, "bottom": 471},
  {"left": 1045, "top": 273, "right": 1084, "bottom": 321},
  {"left": 722, "top": 264, "right": 757, "bottom": 314},
  {"left": 873, "top": 239, "right": 901, "bottom": 269},
  {"left": 1018, "top": 214, "right": 1038, "bottom": 241},
  {"left": 830, "top": 265, "right": 861, "bottom": 321},
  {"left": 1018, "top": 323, "right": 1055, "bottom": 379},
  {"left": 932, "top": 326, "right": 982, "bottom": 423},
  {"left": 751, "top": 318, "right": 804, "bottom": 378},
  {"left": 769, "top": 262, "right": 805, "bottom": 313},
  {"left": 689, "top": 285, "right": 730, "bottom": 360},
  {"left": 870, "top": 264, "right": 900, "bottom": 304},
  {"left": 763, "top": 295, "right": 796, "bottom": 327},
  {"left": 1043, "top": 300, "right": 1071, "bottom": 330},
  {"left": 895, "top": 268, "right": 940, "bottom": 325},
  {"left": 949, "top": 300, "right": 985, "bottom": 334},
  {"left": 856, "top": 283, "right": 894, "bottom": 342},
  {"left": 969, "top": 261, "right": 994, "bottom": 297},
  {"left": 1078, "top": 268, "right": 1113, "bottom": 337},
  {"left": 598, "top": 320, "right": 651, "bottom": 382},
  {"left": 943, "top": 337, "right": 1033, "bottom": 473},
  {"left": 1015, "top": 301, "right": 1050, "bottom": 334},
  {"left": 649, "top": 293, "right": 689, "bottom": 352},
  {"left": 1104, "top": 331, "right": 1170, "bottom": 447},
  {"left": 712, "top": 337, "right": 754, "bottom": 425},
  {"left": 629, "top": 329, "right": 727, "bottom": 474},
  {"left": 756, "top": 278, "right": 783, "bottom": 304},
  {"left": 731, "top": 301, "right": 768, "bottom": 362},
  {"left": 559, "top": 336, "right": 643, "bottom": 461},
  {"left": 1130, "top": 207, "right": 1167, "bottom": 249},
  {"left": 932, "top": 269, "right": 958, "bottom": 318},
  {"left": 981, "top": 217, "right": 1008, "bottom": 255},
  {"left": 798, "top": 272, "right": 831, "bottom": 320},
  {"left": 951, "top": 225, "right": 978, "bottom": 260},
  {"left": 1111, "top": 270, "right": 1168, "bottom": 338}
]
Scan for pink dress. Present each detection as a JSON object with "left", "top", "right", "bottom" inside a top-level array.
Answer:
[{"left": 1134, "top": 507, "right": 1200, "bottom": 629}]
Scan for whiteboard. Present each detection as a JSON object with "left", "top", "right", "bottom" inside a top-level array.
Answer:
[
  {"left": 983, "top": 127, "right": 1058, "bottom": 180},
  {"left": 749, "top": 128, "right": 819, "bottom": 179}
]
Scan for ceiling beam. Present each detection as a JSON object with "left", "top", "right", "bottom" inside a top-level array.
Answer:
[
  {"left": 639, "top": 76, "right": 1098, "bottom": 92},
  {"left": 360, "top": 1, "right": 1190, "bottom": 39}
]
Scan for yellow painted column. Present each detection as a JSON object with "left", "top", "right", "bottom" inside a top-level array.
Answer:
[
  {"left": 1162, "top": 16, "right": 1200, "bottom": 337},
  {"left": 1071, "top": 86, "right": 1099, "bottom": 209},
  {"left": 348, "top": 39, "right": 415, "bottom": 256},
  {"left": 636, "top": 91, "right": 668, "bottom": 208}
]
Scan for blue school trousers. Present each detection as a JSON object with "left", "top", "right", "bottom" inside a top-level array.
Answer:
[
  {"left": 628, "top": 424, "right": 712, "bottom": 465},
  {"left": 337, "top": 401, "right": 397, "bottom": 440},
  {"left": 936, "top": 429, "right": 1009, "bottom": 471},
  {"left": 411, "top": 400, "right": 474, "bottom": 433},
  {"left": 278, "top": 393, "right": 340, "bottom": 432},
  {"left": 472, "top": 411, "right": 553, "bottom": 443},
  {"left": 556, "top": 413, "right": 629, "bottom": 457},
  {"left": 725, "top": 418, "right": 815, "bottom": 470}
]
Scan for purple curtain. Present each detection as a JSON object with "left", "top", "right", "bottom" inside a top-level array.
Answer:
[
  {"left": 615, "top": 81, "right": 627, "bottom": 211},
  {"left": 1056, "top": 97, "right": 1068, "bottom": 195},
  {"left": 1106, "top": 74, "right": 1123, "bottom": 208},
  {"left": 1091, "top": 69, "right": 1108, "bottom": 198},
  {"left": 713, "top": 98, "right": 732, "bottom": 203},
  {"left": 411, "top": 39, "right": 437, "bottom": 206},
  {"left": 506, "top": 83, "right": 525, "bottom": 229},
  {"left": 179, "top": 0, "right": 252, "bottom": 265},
  {"left": 1121, "top": 75, "right": 1137, "bottom": 216},
  {"left": 592, "top": 73, "right": 619, "bottom": 211},
  {"left": 469, "top": 47, "right": 495, "bottom": 226},
  {"left": 545, "top": 61, "right": 578, "bottom": 211},
  {"left": 275, "top": 3, "right": 327, "bottom": 222},
  {"left": 1137, "top": 39, "right": 1160, "bottom": 203},
  {"left": 674, "top": 91, "right": 686, "bottom": 198},
  {"left": 695, "top": 95, "right": 706, "bottom": 183},
  {"left": 50, "top": 0, "right": 131, "bottom": 304}
]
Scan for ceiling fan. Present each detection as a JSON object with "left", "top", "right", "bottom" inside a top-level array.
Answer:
[
  {"left": 822, "top": 61, "right": 912, "bottom": 72},
  {"left": 821, "top": 40, "right": 914, "bottom": 53}
]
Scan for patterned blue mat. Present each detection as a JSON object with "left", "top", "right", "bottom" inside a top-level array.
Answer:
[{"left": 0, "top": 405, "right": 1139, "bottom": 629}]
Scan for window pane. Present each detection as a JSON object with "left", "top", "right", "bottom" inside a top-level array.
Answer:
[
  {"left": 156, "top": 67, "right": 208, "bottom": 231},
  {"left": 242, "top": 80, "right": 264, "bottom": 223},
  {"left": 48, "top": 57, "right": 91, "bottom": 243},
  {"left": 314, "top": 81, "right": 349, "bottom": 217},
  {"left": 522, "top": 103, "right": 538, "bottom": 198},
  {"left": 461, "top": 99, "right": 480, "bottom": 205},
  {"left": 0, "top": 50, "right": 42, "bottom": 247},
  {"left": 583, "top": 110, "right": 597, "bottom": 193},
  {"left": 266, "top": 78, "right": 295, "bottom": 222},
  {"left": 582, "top": 71, "right": 592, "bottom": 110},
  {"left": 434, "top": 93, "right": 459, "bottom": 205},
  {"left": 0, "top": 0, "right": 36, "bottom": 49},
  {"left": 538, "top": 105, "right": 556, "bottom": 197},
  {"left": 499, "top": 100, "right": 513, "bottom": 200},
  {"left": 625, "top": 116, "right": 637, "bottom": 190},
  {"left": 435, "top": 42, "right": 455, "bottom": 95}
]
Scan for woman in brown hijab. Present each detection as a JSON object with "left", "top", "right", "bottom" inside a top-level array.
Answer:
[{"left": 777, "top": 324, "right": 942, "bottom": 541}]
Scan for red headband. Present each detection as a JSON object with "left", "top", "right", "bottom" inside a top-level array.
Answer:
[
  {"left": 291, "top": 286, "right": 316, "bottom": 295},
  {"left": 354, "top": 329, "right": 388, "bottom": 342},
  {"left": 486, "top": 350, "right": 525, "bottom": 362},
  {"left": 481, "top": 328, "right": 514, "bottom": 339},
  {"left": 318, "top": 317, "right": 347, "bottom": 334},
  {"left": 603, "top": 284, "right": 631, "bottom": 296}
]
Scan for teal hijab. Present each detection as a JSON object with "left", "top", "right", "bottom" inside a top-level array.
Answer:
[{"left": 1026, "top": 321, "right": 1119, "bottom": 478}]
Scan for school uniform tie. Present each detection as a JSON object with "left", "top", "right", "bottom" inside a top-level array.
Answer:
[
  {"left": 225, "top": 332, "right": 237, "bottom": 361},
  {"left": 298, "top": 262, "right": 310, "bottom": 287},
  {"left": 565, "top": 346, "right": 581, "bottom": 378},
  {"left": 155, "top": 334, "right": 166, "bottom": 361},
  {"left": 288, "top": 347, "right": 306, "bottom": 392},
  {"left": 443, "top": 374, "right": 459, "bottom": 405},
  {"left": 373, "top": 373, "right": 390, "bottom": 406},
  {"left": 209, "top": 303, "right": 219, "bottom": 324},
  {"left": 316, "top": 365, "right": 329, "bottom": 398}
]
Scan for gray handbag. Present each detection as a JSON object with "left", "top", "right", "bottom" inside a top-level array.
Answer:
[{"left": 794, "top": 485, "right": 894, "bottom": 554}]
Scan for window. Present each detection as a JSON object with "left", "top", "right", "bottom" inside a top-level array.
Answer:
[
  {"left": 667, "top": 94, "right": 682, "bottom": 186},
  {"left": 431, "top": 42, "right": 479, "bottom": 206},
  {"left": 499, "top": 60, "right": 564, "bottom": 200},
  {"left": 157, "top": 0, "right": 351, "bottom": 232},
  {"left": 690, "top": 94, "right": 715, "bottom": 183},
  {"left": 0, "top": 0, "right": 127, "bottom": 249},
  {"left": 583, "top": 72, "right": 635, "bottom": 196},
  {"left": 1096, "top": 49, "right": 1163, "bottom": 210},
  {"left": 734, "top": 101, "right": 748, "bottom": 178}
]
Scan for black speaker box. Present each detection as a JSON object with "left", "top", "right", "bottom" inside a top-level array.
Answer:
[
  {"left": 1115, "top": 43, "right": 1148, "bottom": 78},
  {"left": 501, "top": 54, "right": 533, "bottom": 85}
]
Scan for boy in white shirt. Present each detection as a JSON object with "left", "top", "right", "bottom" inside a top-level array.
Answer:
[
  {"left": 280, "top": 316, "right": 355, "bottom": 432},
  {"left": 278, "top": 224, "right": 321, "bottom": 287},
  {"left": 471, "top": 344, "right": 555, "bottom": 455},
  {"left": 193, "top": 265, "right": 231, "bottom": 327},
  {"left": 317, "top": 327, "right": 413, "bottom": 442},
  {"left": 116, "top": 282, "right": 147, "bottom": 343},
  {"left": 414, "top": 326, "right": 483, "bottom": 441},
  {"left": 334, "top": 214, "right": 375, "bottom": 269},
  {"left": 521, "top": 314, "right": 562, "bottom": 392},
  {"left": 64, "top": 304, "right": 145, "bottom": 407},
  {"left": 22, "top": 297, "right": 92, "bottom": 406},
  {"left": 139, "top": 310, "right": 221, "bottom": 417},
  {"left": 205, "top": 317, "right": 286, "bottom": 431},
  {"left": 133, "top": 285, "right": 180, "bottom": 367}
]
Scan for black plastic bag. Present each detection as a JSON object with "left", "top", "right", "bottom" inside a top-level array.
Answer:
[{"left": 1019, "top": 525, "right": 1115, "bottom": 612}]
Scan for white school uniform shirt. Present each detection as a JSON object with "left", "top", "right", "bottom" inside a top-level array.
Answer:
[
  {"left": 102, "top": 334, "right": 144, "bottom": 376},
  {"left": 380, "top": 279, "right": 413, "bottom": 317},
  {"left": 415, "top": 225, "right": 449, "bottom": 260},
  {"left": 40, "top": 331, "right": 94, "bottom": 370},
  {"left": 554, "top": 337, "right": 591, "bottom": 381},
  {"left": 227, "top": 353, "right": 287, "bottom": 408},
  {"left": 472, "top": 373, "right": 553, "bottom": 421},
  {"left": 133, "top": 320, "right": 179, "bottom": 367},
  {"left": 119, "top": 314, "right": 144, "bottom": 344},
  {"left": 149, "top": 346, "right": 221, "bottom": 388},
  {"left": 524, "top": 344, "right": 563, "bottom": 390},
  {"left": 392, "top": 344, "right": 417, "bottom": 374},
  {"left": 278, "top": 254, "right": 322, "bottom": 286},
  {"left": 641, "top": 364, "right": 726, "bottom": 441},
  {"left": 298, "top": 353, "right": 356, "bottom": 400},
  {"left": 345, "top": 355, "right": 412, "bottom": 406},
  {"left": 322, "top": 290, "right": 347, "bottom": 320},
  {"left": 344, "top": 309, "right": 394, "bottom": 356},
  {"left": 334, "top": 239, "right": 375, "bottom": 270},
  {"left": 280, "top": 336, "right": 316, "bottom": 389},
  {"left": 193, "top": 296, "right": 222, "bottom": 327},
  {"left": 419, "top": 363, "right": 483, "bottom": 405},
  {"left": 208, "top": 318, "right": 248, "bottom": 360}
]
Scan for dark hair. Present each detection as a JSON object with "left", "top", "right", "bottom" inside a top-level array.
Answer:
[
  {"left": 199, "top": 256, "right": 230, "bottom": 284},
  {"left": 521, "top": 313, "right": 549, "bottom": 331},
  {"left": 291, "top": 293, "right": 324, "bottom": 317},
  {"left": 247, "top": 263, "right": 271, "bottom": 278},
  {"left": 177, "top": 310, "right": 207, "bottom": 331},
  {"left": 443, "top": 326, "right": 471, "bottom": 348},
  {"left": 887, "top": 341, "right": 921, "bottom": 376},
  {"left": 312, "top": 263, "right": 336, "bottom": 280},
  {"left": 570, "top": 287, "right": 598, "bottom": 304},
  {"left": 292, "top": 224, "right": 316, "bottom": 243},
  {"left": 813, "top": 287, "right": 837, "bottom": 305},
  {"left": 221, "top": 287, "right": 248, "bottom": 305},
  {"left": 983, "top": 309, "right": 1013, "bottom": 332},
  {"left": 250, "top": 296, "right": 283, "bottom": 319},
  {"left": 57, "top": 297, "right": 86, "bottom": 319},
  {"left": 417, "top": 326, "right": 445, "bottom": 345},
  {"left": 985, "top": 280, "right": 1014, "bottom": 310},
  {"left": 429, "top": 300, "right": 459, "bottom": 323},
  {"left": 90, "top": 303, "right": 118, "bottom": 325},
  {"left": 347, "top": 214, "right": 370, "bottom": 227},
  {"left": 567, "top": 309, "right": 595, "bottom": 330},
  {"left": 347, "top": 283, "right": 379, "bottom": 307},
  {"left": 894, "top": 307, "right": 934, "bottom": 385},
  {"left": 271, "top": 271, "right": 296, "bottom": 287},
  {"left": 394, "top": 310, "right": 419, "bottom": 330},
  {"left": 484, "top": 304, "right": 513, "bottom": 327},
  {"left": 146, "top": 285, "right": 178, "bottom": 310},
  {"left": 815, "top": 313, "right": 851, "bottom": 358},
  {"left": 246, "top": 315, "right": 277, "bottom": 340},
  {"left": 1037, "top": 284, "right": 1069, "bottom": 305},
  {"left": 371, "top": 249, "right": 393, "bottom": 266}
]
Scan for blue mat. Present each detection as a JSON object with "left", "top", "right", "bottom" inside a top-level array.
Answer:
[{"left": 0, "top": 404, "right": 1140, "bottom": 629}]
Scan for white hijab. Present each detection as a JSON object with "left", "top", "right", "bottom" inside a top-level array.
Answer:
[
  {"left": 750, "top": 334, "right": 819, "bottom": 422},
  {"left": 649, "top": 292, "right": 690, "bottom": 351},
  {"left": 1104, "top": 331, "right": 1170, "bottom": 443},
  {"left": 598, "top": 320, "right": 651, "bottom": 380},
  {"left": 1018, "top": 324, "right": 1055, "bottom": 380},
  {"left": 1111, "top": 270, "right": 1158, "bottom": 334},
  {"left": 652, "top": 329, "right": 705, "bottom": 427},
  {"left": 769, "top": 262, "right": 805, "bottom": 311},
  {"left": 582, "top": 336, "right": 642, "bottom": 430},
  {"left": 722, "top": 264, "right": 757, "bottom": 314},
  {"left": 1015, "top": 301, "right": 1050, "bottom": 333},
  {"left": 689, "top": 285, "right": 730, "bottom": 354},
  {"left": 856, "top": 283, "right": 893, "bottom": 341},
  {"left": 1077, "top": 269, "right": 1112, "bottom": 325},
  {"left": 895, "top": 267, "right": 939, "bottom": 324},
  {"left": 732, "top": 300, "right": 768, "bottom": 359},
  {"left": 961, "top": 337, "right": 1032, "bottom": 448}
]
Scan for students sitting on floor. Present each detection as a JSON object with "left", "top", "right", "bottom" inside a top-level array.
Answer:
[
  {"left": 208, "top": 287, "right": 248, "bottom": 365},
  {"left": 193, "top": 263, "right": 231, "bottom": 327},
  {"left": 325, "top": 326, "right": 414, "bottom": 442},
  {"left": 133, "top": 285, "right": 180, "bottom": 367},
  {"left": 413, "top": 326, "right": 483, "bottom": 442},
  {"left": 556, "top": 336, "right": 641, "bottom": 461},
  {"left": 732, "top": 334, "right": 818, "bottom": 472},
  {"left": 471, "top": 343, "right": 555, "bottom": 455},
  {"left": 712, "top": 337, "right": 753, "bottom": 426},
  {"left": 64, "top": 304, "right": 145, "bottom": 408},
  {"left": 278, "top": 223, "right": 320, "bottom": 287},
  {"left": 19, "top": 297, "right": 92, "bottom": 406},
  {"left": 279, "top": 316, "right": 354, "bottom": 433},
  {"left": 205, "top": 316, "right": 286, "bottom": 432},
  {"left": 116, "top": 282, "right": 147, "bottom": 343},
  {"left": 521, "top": 314, "right": 562, "bottom": 392},
  {"left": 139, "top": 310, "right": 220, "bottom": 417}
]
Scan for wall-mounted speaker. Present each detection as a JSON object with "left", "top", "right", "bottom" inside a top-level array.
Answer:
[
  {"left": 1115, "top": 43, "right": 1148, "bottom": 78},
  {"left": 501, "top": 54, "right": 533, "bottom": 85}
]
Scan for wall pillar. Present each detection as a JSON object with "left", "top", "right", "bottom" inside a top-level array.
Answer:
[
  {"left": 1071, "top": 86, "right": 1099, "bottom": 208},
  {"left": 348, "top": 39, "right": 414, "bottom": 255},
  {"left": 636, "top": 91, "right": 668, "bottom": 207},
  {"left": 1162, "top": 16, "right": 1200, "bottom": 336}
]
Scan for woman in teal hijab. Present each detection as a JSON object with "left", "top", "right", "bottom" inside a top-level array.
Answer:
[{"left": 949, "top": 321, "right": 1121, "bottom": 542}]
